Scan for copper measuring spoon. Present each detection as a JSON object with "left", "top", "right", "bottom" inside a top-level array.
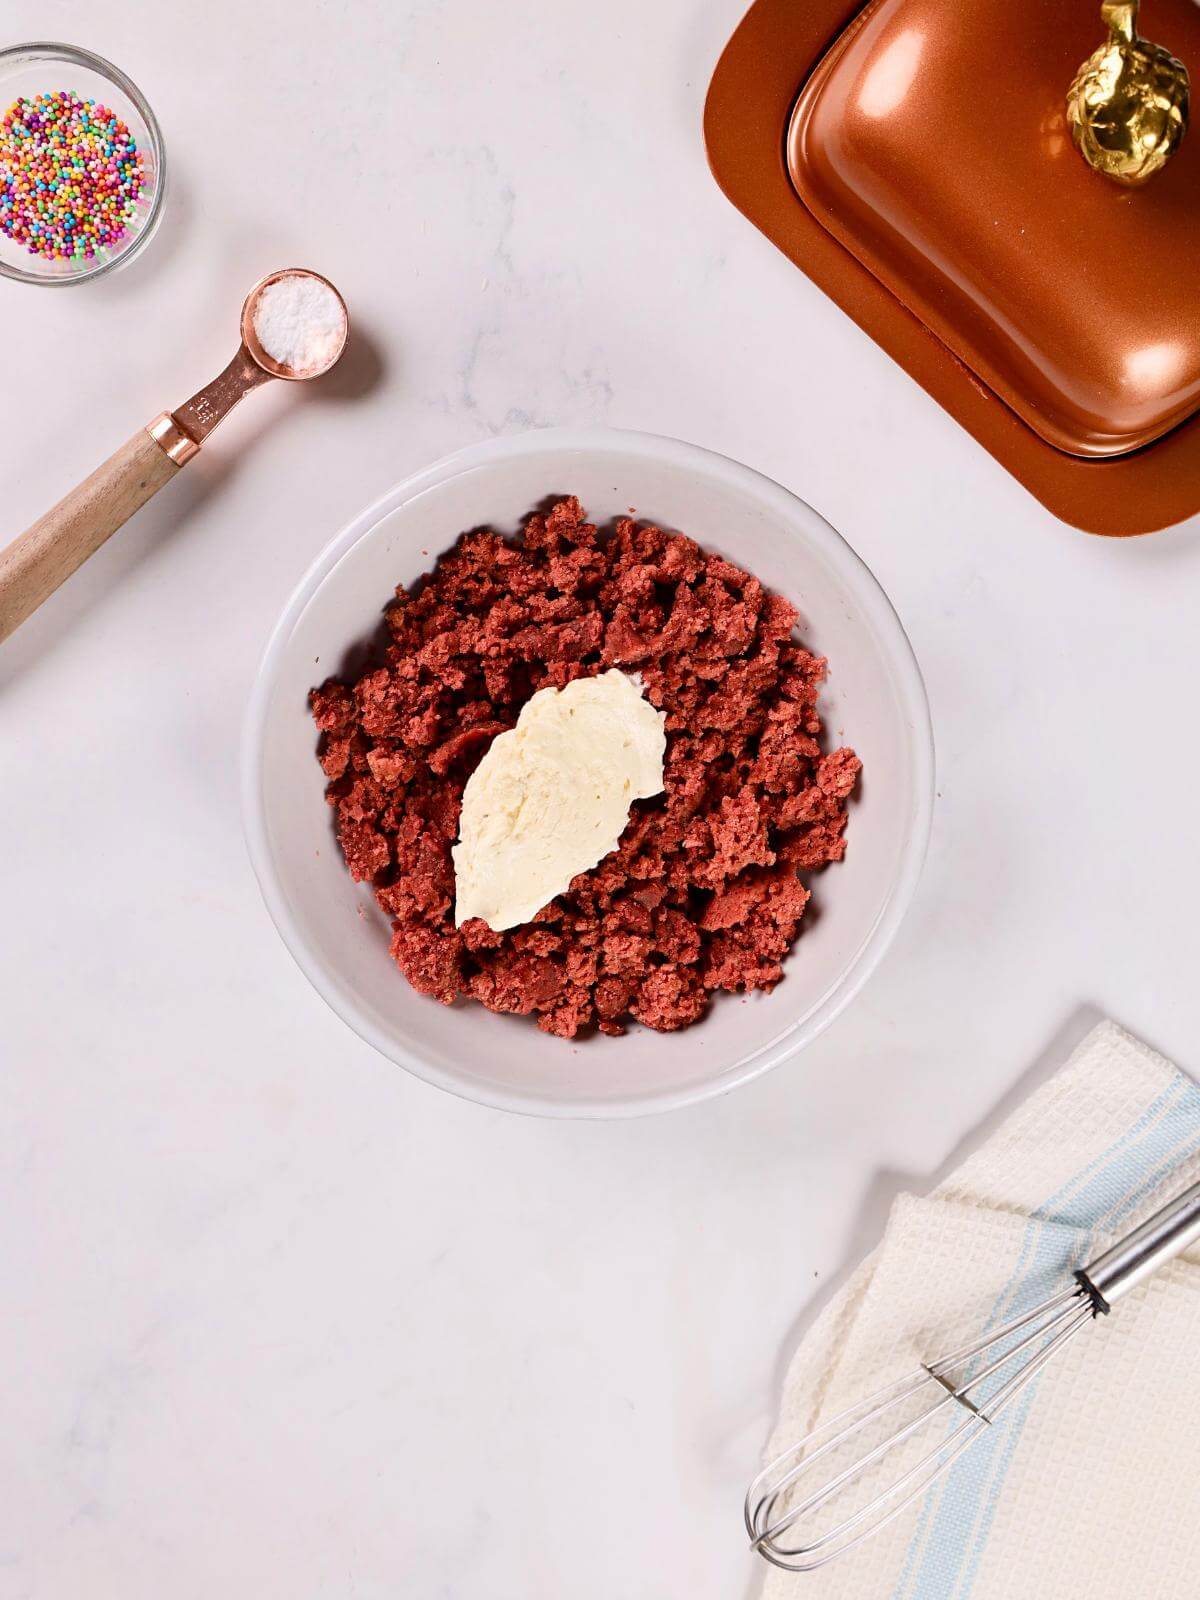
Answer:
[{"left": 0, "top": 268, "right": 348, "bottom": 644}]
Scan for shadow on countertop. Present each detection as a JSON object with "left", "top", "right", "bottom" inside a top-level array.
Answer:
[{"left": 0, "top": 322, "right": 387, "bottom": 692}]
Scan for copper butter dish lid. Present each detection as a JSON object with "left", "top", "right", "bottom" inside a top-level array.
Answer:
[
  {"left": 705, "top": 0, "right": 1200, "bottom": 533},
  {"left": 789, "top": 0, "right": 1200, "bottom": 460}
]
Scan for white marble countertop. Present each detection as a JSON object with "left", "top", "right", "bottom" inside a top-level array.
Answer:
[{"left": 5, "top": 2, "right": 1200, "bottom": 1595}]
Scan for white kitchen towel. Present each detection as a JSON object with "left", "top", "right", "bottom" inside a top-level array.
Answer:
[{"left": 759, "top": 1020, "right": 1200, "bottom": 1600}]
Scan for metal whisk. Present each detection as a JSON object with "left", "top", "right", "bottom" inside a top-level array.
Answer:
[{"left": 747, "top": 1177, "right": 1200, "bottom": 1573}]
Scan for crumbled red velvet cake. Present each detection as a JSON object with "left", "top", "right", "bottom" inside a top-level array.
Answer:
[{"left": 311, "top": 498, "right": 860, "bottom": 1038}]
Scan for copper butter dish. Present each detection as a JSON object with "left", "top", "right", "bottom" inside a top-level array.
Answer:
[{"left": 705, "top": 0, "right": 1200, "bottom": 534}]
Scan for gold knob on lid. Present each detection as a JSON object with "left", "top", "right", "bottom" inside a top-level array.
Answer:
[{"left": 1067, "top": 0, "right": 1189, "bottom": 184}]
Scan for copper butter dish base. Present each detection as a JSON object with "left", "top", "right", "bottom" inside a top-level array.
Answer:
[{"left": 705, "top": 0, "right": 1200, "bottom": 534}]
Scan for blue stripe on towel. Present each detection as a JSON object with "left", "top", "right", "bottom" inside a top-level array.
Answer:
[
  {"left": 891, "top": 1071, "right": 1200, "bottom": 1600},
  {"left": 891, "top": 1077, "right": 1182, "bottom": 1600}
]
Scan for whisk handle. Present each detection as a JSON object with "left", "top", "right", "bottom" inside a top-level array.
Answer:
[{"left": 1078, "top": 1179, "right": 1200, "bottom": 1312}]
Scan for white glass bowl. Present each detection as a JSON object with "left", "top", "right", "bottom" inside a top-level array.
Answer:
[
  {"left": 0, "top": 43, "right": 165, "bottom": 285},
  {"left": 243, "top": 430, "right": 934, "bottom": 1118}
]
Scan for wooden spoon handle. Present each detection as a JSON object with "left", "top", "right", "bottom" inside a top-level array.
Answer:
[{"left": 0, "top": 427, "right": 181, "bottom": 645}]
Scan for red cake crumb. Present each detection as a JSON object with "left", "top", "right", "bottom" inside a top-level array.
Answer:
[{"left": 311, "top": 498, "right": 860, "bottom": 1038}]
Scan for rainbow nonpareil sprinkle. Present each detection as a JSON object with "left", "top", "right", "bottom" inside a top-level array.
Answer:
[{"left": 0, "top": 90, "right": 145, "bottom": 262}]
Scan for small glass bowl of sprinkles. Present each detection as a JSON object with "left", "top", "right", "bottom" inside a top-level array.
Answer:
[{"left": 0, "top": 42, "right": 165, "bottom": 285}]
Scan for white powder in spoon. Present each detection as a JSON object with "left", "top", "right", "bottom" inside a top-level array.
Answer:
[{"left": 252, "top": 274, "right": 346, "bottom": 375}]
